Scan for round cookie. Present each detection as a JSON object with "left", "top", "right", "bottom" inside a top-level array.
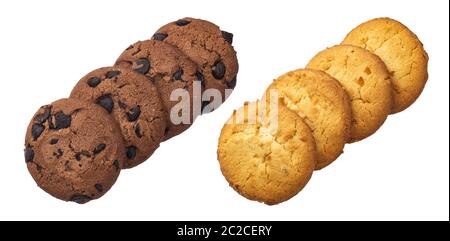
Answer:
[
  {"left": 153, "top": 18, "right": 239, "bottom": 112},
  {"left": 70, "top": 66, "right": 166, "bottom": 168},
  {"left": 342, "top": 17, "right": 429, "bottom": 113},
  {"left": 24, "top": 98, "right": 125, "bottom": 204},
  {"left": 115, "top": 40, "right": 200, "bottom": 140},
  {"left": 218, "top": 101, "right": 316, "bottom": 205},
  {"left": 307, "top": 45, "right": 393, "bottom": 142},
  {"left": 264, "top": 69, "right": 352, "bottom": 170}
]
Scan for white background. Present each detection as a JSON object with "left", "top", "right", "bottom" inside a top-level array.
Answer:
[{"left": 0, "top": 0, "right": 448, "bottom": 221}]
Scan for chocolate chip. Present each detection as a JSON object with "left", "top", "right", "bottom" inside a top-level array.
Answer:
[
  {"left": 153, "top": 33, "right": 168, "bottom": 41},
  {"left": 54, "top": 111, "right": 71, "bottom": 129},
  {"left": 212, "top": 60, "right": 226, "bottom": 79},
  {"left": 35, "top": 107, "right": 51, "bottom": 124},
  {"left": 31, "top": 124, "right": 44, "bottom": 140},
  {"left": 125, "top": 45, "right": 133, "bottom": 50},
  {"left": 54, "top": 149, "right": 63, "bottom": 159},
  {"left": 175, "top": 19, "right": 191, "bottom": 26},
  {"left": 113, "top": 160, "right": 121, "bottom": 171},
  {"left": 126, "top": 146, "right": 137, "bottom": 160},
  {"left": 70, "top": 195, "right": 92, "bottom": 204},
  {"left": 135, "top": 124, "right": 142, "bottom": 138},
  {"left": 48, "top": 115, "right": 55, "bottom": 129},
  {"left": 25, "top": 146, "right": 34, "bottom": 163},
  {"left": 75, "top": 151, "right": 90, "bottom": 161},
  {"left": 87, "top": 77, "right": 101, "bottom": 87},
  {"left": 75, "top": 153, "right": 82, "bottom": 161},
  {"left": 134, "top": 58, "right": 150, "bottom": 75},
  {"left": 49, "top": 138, "right": 59, "bottom": 145},
  {"left": 127, "top": 106, "right": 141, "bottom": 122},
  {"left": 172, "top": 68, "right": 184, "bottom": 80},
  {"left": 93, "top": 143, "right": 106, "bottom": 154},
  {"left": 94, "top": 184, "right": 103, "bottom": 192},
  {"left": 36, "top": 164, "right": 43, "bottom": 172},
  {"left": 227, "top": 76, "right": 237, "bottom": 89},
  {"left": 221, "top": 31, "right": 233, "bottom": 44},
  {"left": 96, "top": 95, "right": 114, "bottom": 113},
  {"left": 195, "top": 71, "right": 205, "bottom": 82},
  {"left": 105, "top": 70, "right": 121, "bottom": 79}
]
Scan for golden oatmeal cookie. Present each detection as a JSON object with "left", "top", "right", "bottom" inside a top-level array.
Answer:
[
  {"left": 264, "top": 69, "right": 352, "bottom": 170},
  {"left": 307, "top": 45, "right": 393, "bottom": 142},
  {"left": 342, "top": 17, "right": 428, "bottom": 113},
  {"left": 218, "top": 100, "right": 316, "bottom": 205}
]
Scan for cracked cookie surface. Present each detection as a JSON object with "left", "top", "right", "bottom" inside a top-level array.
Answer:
[
  {"left": 264, "top": 69, "right": 352, "bottom": 170},
  {"left": 342, "top": 17, "right": 428, "bottom": 113},
  {"left": 116, "top": 40, "right": 200, "bottom": 140},
  {"left": 24, "top": 98, "right": 125, "bottom": 204},
  {"left": 307, "top": 45, "right": 393, "bottom": 142},
  {"left": 153, "top": 17, "right": 239, "bottom": 110},
  {"left": 70, "top": 66, "right": 166, "bottom": 168},
  {"left": 218, "top": 101, "right": 316, "bottom": 205}
]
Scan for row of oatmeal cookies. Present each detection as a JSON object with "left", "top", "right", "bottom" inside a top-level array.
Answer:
[
  {"left": 24, "top": 18, "right": 238, "bottom": 203},
  {"left": 218, "top": 17, "right": 428, "bottom": 205}
]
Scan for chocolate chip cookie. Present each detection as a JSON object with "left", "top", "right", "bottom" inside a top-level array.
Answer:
[
  {"left": 116, "top": 40, "right": 202, "bottom": 140},
  {"left": 24, "top": 98, "right": 125, "bottom": 204},
  {"left": 153, "top": 18, "right": 239, "bottom": 112},
  {"left": 70, "top": 66, "right": 166, "bottom": 168}
]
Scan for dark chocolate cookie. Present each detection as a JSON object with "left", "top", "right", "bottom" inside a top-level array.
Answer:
[
  {"left": 70, "top": 66, "right": 166, "bottom": 168},
  {"left": 153, "top": 17, "right": 239, "bottom": 113},
  {"left": 116, "top": 40, "right": 201, "bottom": 140},
  {"left": 24, "top": 98, "right": 125, "bottom": 204}
]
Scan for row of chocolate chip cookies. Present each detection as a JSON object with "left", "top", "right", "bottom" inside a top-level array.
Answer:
[
  {"left": 24, "top": 18, "right": 239, "bottom": 204},
  {"left": 218, "top": 17, "right": 428, "bottom": 205}
]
